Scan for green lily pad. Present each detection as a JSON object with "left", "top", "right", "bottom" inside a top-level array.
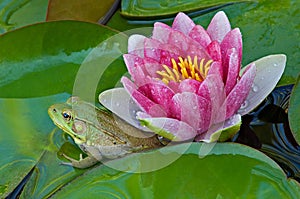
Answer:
[
  {"left": 0, "top": 20, "right": 127, "bottom": 101},
  {"left": 288, "top": 75, "right": 300, "bottom": 145},
  {"left": 121, "top": 0, "right": 248, "bottom": 18},
  {"left": 48, "top": 143, "right": 300, "bottom": 198},
  {"left": 0, "top": 0, "right": 48, "bottom": 34}
]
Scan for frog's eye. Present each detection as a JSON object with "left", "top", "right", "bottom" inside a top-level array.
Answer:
[{"left": 62, "top": 110, "right": 72, "bottom": 122}]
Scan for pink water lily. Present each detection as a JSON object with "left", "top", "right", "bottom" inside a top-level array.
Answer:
[{"left": 99, "top": 11, "right": 286, "bottom": 142}]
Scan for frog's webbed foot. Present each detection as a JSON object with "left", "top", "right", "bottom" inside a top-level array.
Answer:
[{"left": 61, "top": 153, "right": 99, "bottom": 169}]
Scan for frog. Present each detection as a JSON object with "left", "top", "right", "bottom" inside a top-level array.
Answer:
[{"left": 48, "top": 96, "right": 165, "bottom": 169}]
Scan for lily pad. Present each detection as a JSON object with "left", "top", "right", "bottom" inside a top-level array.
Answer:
[
  {"left": 0, "top": 0, "right": 48, "bottom": 34},
  {"left": 288, "top": 75, "right": 300, "bottom": 145},
  {"left": 0, "top": 20, "right": 127, "bottom": 101},
  {"left": 0, "top": 94, "right": 69, "bottom": 198},
  {"left": 49, "top": 143, "right": 300, "bottom": 198},
  {"left": 121, "top": 0, "right": 247, "bottom": 18}
]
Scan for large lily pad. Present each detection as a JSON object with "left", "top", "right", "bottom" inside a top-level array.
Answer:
[
  {"left": 289, "top": 75, "right": 300, "bottom": 145},
  {"left": 47, "top": 143, "right": 300, "bottom": 198},
  {"left": 0, "top": 20, "right": 127, "bottom": 100}
]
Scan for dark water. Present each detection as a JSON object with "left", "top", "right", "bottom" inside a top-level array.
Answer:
[{"left": 233, "top": 85, "right": 300, "bottom": 182}]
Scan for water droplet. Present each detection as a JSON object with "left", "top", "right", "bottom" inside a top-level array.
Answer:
[
  {"left": 116, "top": 102, "right": 120, "bottom": 107},
  {"left": 240, "top": 100, "right": 248, "bottom": 109},
  {"left": 273, "top": 63, "right": 278, "bottom": 67},
  {"left": 252, "top": 84, "right": 259, "bottom": 92},
  {"left": 174, "top": 39, "right": 178, "bottom": 43},
  {"left": 151, "top": 48, "right": 155, "bottom": 52}
]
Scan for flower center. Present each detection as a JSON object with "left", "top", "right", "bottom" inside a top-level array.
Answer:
[{"left": 157, "top": 56, "right": 213, "bottom": 84}]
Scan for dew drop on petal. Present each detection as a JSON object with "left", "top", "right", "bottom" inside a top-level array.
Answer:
[
  {"left": 252, "top": 84, "right": 259, "bottom": 92},
  {"left": 240, "top": 100, "right": 248, "bottom": 109}
]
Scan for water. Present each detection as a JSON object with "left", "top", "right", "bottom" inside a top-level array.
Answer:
[{"left": 233, "top": 84, "right": 300, "bottom": 182}]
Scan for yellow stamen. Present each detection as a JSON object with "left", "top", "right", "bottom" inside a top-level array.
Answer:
[{"left": 156, "top": 55, "right": 212, "bottom": 84}]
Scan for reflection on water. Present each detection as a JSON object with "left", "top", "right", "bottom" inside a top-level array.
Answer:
[{"left": 233, "top": 85, "right": 300, "bottom": 182}]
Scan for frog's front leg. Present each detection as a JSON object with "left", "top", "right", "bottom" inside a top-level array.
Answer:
[{"left": 61, "top": 153, "right": 100, "bottom": 169}]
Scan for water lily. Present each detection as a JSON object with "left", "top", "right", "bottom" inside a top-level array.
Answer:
[{"left": 99, "top": 11, "right": 286, "bottom": 143}]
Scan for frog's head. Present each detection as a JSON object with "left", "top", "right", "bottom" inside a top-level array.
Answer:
[{"left": 48, "top": 100, "right": 87, "bottom": 144}]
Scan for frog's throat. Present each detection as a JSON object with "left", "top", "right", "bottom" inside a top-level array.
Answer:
[{"left": 52, "top": 118, "right": 86, "bottom": 144}]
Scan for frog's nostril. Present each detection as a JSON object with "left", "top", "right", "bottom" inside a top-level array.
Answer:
[{"left": 53, "top": 108, "right": 57, "bottom": 113}]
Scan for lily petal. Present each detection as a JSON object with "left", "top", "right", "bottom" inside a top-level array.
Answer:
[
  {"left": 121, "top": 77, "right": 167, "bottom": 117},
  {"left": 238, "top": 54, "right": 286, "bottom": 115},
  {"left": 137, "top": 112, "right": 197, "bottom": 141},
  {"left": 123, "top": 54, "right": 148, "bottom": 85},
  {"left": 152, "top": 22, "right": 172, "bottom": 43},
  {"left": 207, "top": 11, "right": 231, "bottom": 43},
  {"left": 123, "top": 54, "right": 162, "bottom": 80},
  {"left": 137, "top": 82, "right": 176, "bottom": 117},
  {"left": 172, "top": 12, "right": 195, "bottom": 35},
  {"left": 226, "top": 63, "right": 256, "bottom": 119},
  {"left": 128, "top": 34, "right": 146, "bottom": 57},
  {"left": 99, "top": 88, "right": 150, "bottom": 131},
  {"left": 220, "top": 28, "right": 242, "bottom": 65},
  {"left": 178, "top": 79, "right": 202, "bottom": 93},
  {"left": 189, "top": 25, "right": 211, "bottom": 48},
  {"left": 224, "top": 48, "right": 240, "bottom": 95},
  {"left": 206, "top": 41, "right": 222, "bottom": 62},
  {"left": 197, "top": 114, "right": 241, "bottom": 143},
  {"left": 172, "top": 92, "right": 211, "bottom": 132},
  {"left": 144, "top": 38, "right": 182, "bottom": 66}
]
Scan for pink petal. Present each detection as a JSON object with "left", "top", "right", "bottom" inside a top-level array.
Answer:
[
  {"left": 220, "top": 28, "right": 242, "bottom": 64},
  {"left": 128, "top": 34, "right": 146, "bottom": 57},
  {"left": 208, "top": 61, "right": 223, "bottom": 79},
  {"left": 207, "top": 11, "right": 231, "bottom": 43},
  {"left": 225, "top": 63, "right": 256, "bottom": 119},
  {"left": 172, "top": 92, "right": 211, "bottom": 132},
  {"left": 189, "top": 25, "right": 211, "bottom": 48},
  {"left": 121, "top": 77, "right": 167, "bottom": 117},
  {"left": 206, "top": 41, "right": 221, "bottom": 62},
  {"left": 152, "top": 22, "right": 172, "bottom": 43},
  {"left": 137, "top": 82, "right": 177, "bottom": 118},
  {"left": 144, "top": 38, "right": 182, "bottom": 66},
  {"left": 137, "top": 112, "right": 197, "bottom": 141},
  {"left": 198, "top": 73, "right": 226, "bottom": 124},
  {"left": 224, "top": 48, "right": 240, "bottom": 95},
  {"left": 178, "top": 79, "right": 202, "bottom": 93},
  {"left": 123, "top": 54, "right": 148, "bottom": 85},
  {"left": 168, "top": 31, "right": 210, "bottom": 60},
  {"left": 143, "top": 57, "right": 165, "bottom": 78},
  {"left": 172, "top": 12, "right": 195, "bottom": 35}
]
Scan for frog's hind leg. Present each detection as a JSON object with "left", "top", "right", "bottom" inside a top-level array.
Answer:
[{"left": 61, "top": 153, "right": 99, "bottom": 169}]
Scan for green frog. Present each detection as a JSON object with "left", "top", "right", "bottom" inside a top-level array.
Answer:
[{"left": 48, "top": 96, "right": 164, "bottom": 169}]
